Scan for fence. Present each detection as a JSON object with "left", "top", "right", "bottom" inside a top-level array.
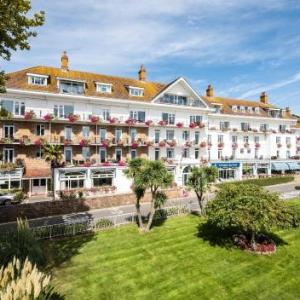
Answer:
[{"left": 31, "top": 204, "right": 192, "bottom": 240}]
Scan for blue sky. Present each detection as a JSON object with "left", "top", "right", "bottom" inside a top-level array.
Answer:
[{"left": 3, "top": 0, "right": 300, "bottom": 113}]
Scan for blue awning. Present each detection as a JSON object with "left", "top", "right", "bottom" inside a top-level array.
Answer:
[
  {"left": 287, "top": 162, "right": 300, "bottom": 171},
  {"left": 271, "top": 163, "right": 289, "bottom": 171}
]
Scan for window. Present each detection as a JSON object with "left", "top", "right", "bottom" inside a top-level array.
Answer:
[
  {"left": 155, "top": 148, "right": 160, "bottom": 160},
  {"left": 254, "top": 107, "right": 260, "bottom": 114},
  {"left": 4, "top": 125, "right": 14, "bottom": 139},
  {"left": 276, "top": 137, "right": 281, "bottom": 144},
  {"left": 36, "top": 148, "right": 44, "bottom": 159},
  {"left": 54, "top": 105, "right": 74, "bottom": 118},
  {"left": 287, "top": 150, "right": 291, "bottom": 159},
  {"left": 130, "top": 128, "right": 137, "bottom": 141},
  {"left": 33, "top": 179, "right": 46, "bottom": 186},
  {"left": 194, "top": 131, "right": 200, "bottom": 144},
  {"left": 99, "top": 128, "right": 106, "bottom": 142},
  {"left": 182, "top": 130, "right": 190, "bottom": 141},
  {"left": 260, "top": 124, "right": 268, "bottom": 131},
  {"left": 195, "top": 148, "right": 199, "bottom": 159},
  {"left": 64, "top": 147, "right": 72, "bottom": 163},
  {"left": 92, "top": 107, "right": 110, "bottom": 121},
  {"left": 3, "top": 148, "right": 14, "bottom": 163},
  {"left": 167, "top": 148, "right": 174, "bottom": 159},
  {"left": 115, "top": 148, "right": 122, "bottom": 162},
  {"left": 82, "top": 147, "right": 90, "bottom": 160},
  {"left": 220, "top": 121, "right": 230, "bottom": 130},
  {"left": 286, "top": 137, "right": 291, "bottom": 144},
  {"left": 82, "top": 126, "right": 90, "bottom": 139},
  {"left": 254, "top": 136, "right": 259, "bottom": 143},
  {"left": 232, "top": 136, "right": 237, "bottom": 143},
  {"left": 240, "top": 106, "right": 245, "bottom": 113},
  {"left": 155, "top": 130, "right": 160, "bottom": 143},
  {"left": 36, "top": 124, "right": 45, "bottom": 136},
  {"left": 102, "top": 109, "right": 110, "bottom": 121},
  {"left": 218, "top": 149, "right": 222, "bottom": 159},
  {"left": 14, "top": 101, "right": 25, "bottom": 116},
  {"left": 162, "top": 113, "right": 175, "bottom": 125},
  {"left": 208, "top": 134, "right": 212, "bottom": 144},
  {"left": 64, "top": 126, "right": 72, "bottom": 140},
  {"left": 255, "top": 148, "right": 259, "bottom": 159},
  {"left": 115, "top": 129, "right": 122, "bottom": 142},
  {"left": 241, "top": 122, "right": 249, "bottom": 131},
  {"left": 279, "top": 125, "right": 287, "bottom": 133},
  {"left": 190, "top": 115, "right": 202, "bottom": 124},
  {"left": 99, "top": 148, "right": 106, "bottom": 163},
  {"left": 217, "top": 135, "right": 223, "bottom": 143},
  {"left": 183, "top": 148, "right": 189, "bottom": 158},
  {"left": 129, "top": 111, "right": 146, "bottom": 122},
  {"left": 129, "top": 86, "right": 144, "bottom": 97},
  {"left": 131, "top": 149, "right": 137, "bottom": 159},
  {"left": 1, "top": 100, "right": 25, "bottom": 116},
  {"left": 91, "top": 169, "right": 114, "bottom": 187},
  {"left": 166, "top": 130, "right": 174, "bottom": 140},
  {"left": 59, "top": 80, "right": 84, "bottom": 95},
  {"left": 161, "top": 93, "right": 188, "bottom": 106},
  {"left": 232, "top": 105, "right": 238, "bottom": 112},
  {"left": 28, "top": 74, "right": 47, "bottom": 86},
  {"left": 96, "top": 83, "right": 112, "bottom": 93},
  {"left": 244, "top": 136, "right": 249, "bottom": 143},
  {"left": 232, "top": 149, "right": 236, "bottom": 159}
]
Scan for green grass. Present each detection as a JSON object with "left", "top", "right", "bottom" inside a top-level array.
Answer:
[
  {"left": 44, "top": 207, "right": 300, "bottom": 300},
  {"left": 219, "top": 175, "right": 295, "bottom": 187}
]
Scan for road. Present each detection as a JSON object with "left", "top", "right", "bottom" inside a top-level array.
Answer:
[{"left": 1, "top": 181, "right": 299, "bottom": 229}]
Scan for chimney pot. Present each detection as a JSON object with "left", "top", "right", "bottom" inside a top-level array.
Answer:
[
  {"left": 260, "top": 91, "right": 268, "bottom": 104},
  {"left": 138, "top": 65, "right": 146, "bottom": 81},
  {"left": 206, "top": 84, "right": 214, "bottom": 97},
  {"left": 61, "top": 51, "right": 69, "bottom": 71}
]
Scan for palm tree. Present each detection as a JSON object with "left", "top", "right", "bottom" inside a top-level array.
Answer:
[{"left": 42, "top": 143, "right": 63, "bottom": 198}]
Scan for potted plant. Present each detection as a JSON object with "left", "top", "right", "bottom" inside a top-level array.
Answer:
[
  {"left": 43, "top": 113, "right": 54, "bottom": 121},
  {"left": 125, "top": 118, "right": 136, "bottom": 126},
  {"left": 145, "top": 120, "right": 153, "bottom": 126},
  {"left": 131, "top": 141, "right": 139, "bottom": 149},
  {"left": 24, "top": 110, "right": 36, "bottom": 120},
  {"left": 255, "top": 143, "right": 261, "bottom": 148},
  {"left": 159, "top": 140, "right": 166, "bottom": 147},
  {"left": 176, "top": 122, "right": 184, "bottom": 128},
  {"left": 90, "top": 115, "right": 100, "bottom": 123},
  {"left": 185, "top": 141, "right": 192, "bottom": 147},
  {"left": 79, "top": 139, "right": 89, "bottom": 147},
  {"left": 232, "top": 143, "right": 238, "bottom": 149},
  {"left": 167, "top": 139, "right": 177, "bottom": 147},
  {"left": 199, "top": 122, "right": 205, "bottom": 129},
  {"left": 158, "top": 120, "right": 167, "bottom": 126},
  {"left": 200, "top": 141, "right": 206, "bottom": 148},
  {"left": 218, "top": 142, "right": 224, "bottom": 148},
  {"left": 68, "top": 113, "right": 79, "bottom": 122},
  {"left": 189, "top": 122, "right": 196, "bottom": 129}
]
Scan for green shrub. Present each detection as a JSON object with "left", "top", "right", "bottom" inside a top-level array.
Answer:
[
  {"left": 0, "top": 219, "right": 45, "bottom": 266},
  {"left": 220, "top": 176, "right": 294, "bottom": 187},
  {"left": 95, "top": 218, "right": 114, "bottom": 229},
  {"left": 13, "top": 190, "right": 26, "bottom": 202}
]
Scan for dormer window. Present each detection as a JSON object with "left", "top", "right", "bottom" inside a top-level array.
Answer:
[
  {"left": 58, "top": 78, "right": 85, "bottom": 95},
  {"left": 96, "top": 82, "right": 112, "bottom": 94},
  {"left": 27, "top": 73, "right": 48, "bottom": 86},
  {"left": 247, "top": 107, "right": 252, "bottom": 113},
  {"left": 240, "top": 106, "right": 245, "bottom": 112},
  {"left": 254, "top": 107, "right": 260, "bottom": 114},
  {"left": 129, "top": 86, "right": 144, "bottom": 97},
  {"left": 232, "top": 105, "right": 238, "bottom": 112}
]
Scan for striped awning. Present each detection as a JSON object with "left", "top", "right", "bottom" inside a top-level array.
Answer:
[
  {"left": 271, "top": 163, "right": 289, "bottom": 171},
  {"left": 287, "top": 162, "right": 300, "bottom": 171}
]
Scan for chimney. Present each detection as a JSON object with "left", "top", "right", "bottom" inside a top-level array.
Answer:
[
  {"left": 260, "top": 91, "right": 268, "bottom": 104},
  {"left": 206, "top": 84, "right": 214, "bottom": 97},
  {"left": 138, "top": 65, "right": 146, "bottom": 81},
  {"left": 285, "top": 106, "right": 291, "bottom": 116},
  {"left": 61, "top": 51, "right": 69, "bottom": 71}
]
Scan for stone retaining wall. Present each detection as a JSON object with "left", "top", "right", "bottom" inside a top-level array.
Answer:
[{"left": 0, "top": 189, "right": 182, "bottom": 223}]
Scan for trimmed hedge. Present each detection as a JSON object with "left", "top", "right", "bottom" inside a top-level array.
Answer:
[{"left": 220, "top": 176, "right": 294, "bottom": 187}]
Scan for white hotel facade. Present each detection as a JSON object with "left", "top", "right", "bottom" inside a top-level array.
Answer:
[{"left": 1, "top": 52, "right": 299, "bottom": 198}]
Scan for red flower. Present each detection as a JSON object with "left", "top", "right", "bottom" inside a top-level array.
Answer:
[
  {"left": 176, "top": 122, "right": 184, "bottom": 128},
  {"left": 158, "top": 120, "right": 167, "bottom": 126},
  {"left": 255, "top": 143, "right": 261, "bottom": 148},
  {"left": 125, "top": 118, "right": 136, "bottom": 126},
  {"left": 68, "top": 114, "right": 79, "bottom": 122},
  {"left": 108, "top": 117, "right": 117, "bottom": 124},
  {"left": 79, "top": 139, "right": 89, "bottom": 147},
  {"left": 159, "top": 140, "right": 166, "bottom": 147},
  {"left": 218, "top": 142, "right": 224, "bottom": 148},
  {"left": 189, "top": 122, "right": 196, "bottom": 129},
  {"left": 131, "top": 142, "right": 139, "bottom": 149},
  {"left": 34, "top": 138, "right": 41, "bottom": 146},
  {"left": 43, "top": 113, "right": 54, "bottom": 121},
  {"left": 118, "top": 161, "right": 126, "bottom": 166},
  {"left": 145, "top": 120, "right": 153, "bottom": 126},
  {"left": 102, "top": 161, "right": 112, "bottom": 167},
  {"left": 90, "top": 115, "right": 99, "bottom": 123},
  {"left": 24, "top": 110, "right": 35, "bottom": 120},
  {"left": 200, "top": 141, "right": 207, "bottom": 148}
]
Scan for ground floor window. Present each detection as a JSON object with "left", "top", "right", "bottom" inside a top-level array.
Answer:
[
  {"left": 218, "top": 169, "right": 235, "bottom": 180},
  {"left": 66, "top": 179, "right": 84, "bottom": 189},
  {"left": 155, "top": 148, "right": 160, "bottom": 160},
  {"left": 93, "top": 177, "right": 113, "bottom": 186},
  {"left": 91, "top": 169, "right": 115, "bottom": 187},
  {"left": 0, "top": 179, "right": 21, "bottom": 189},
  {"left": 33, "top": 178, "right": 46, "bottom": 187},
  {"left": 131, "top": 149, "right": 137, "bottom": 159},
  {"left": 182, "top": 166, "right": 191, "bottom": 185}
]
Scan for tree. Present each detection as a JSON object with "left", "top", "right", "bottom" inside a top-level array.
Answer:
[
  {"left": 0, "top": 0, "right": 45, "bottom": 91},
  {"left": 205, "top": 183, "right": 288, "bottom": 248},
  {"left": 187, "top": 166, "right": 217, "bottom": 213},
  {"left": 43, "top": 144, "right": 63, "bottom": 198},
  {"left": 124, "top": 159, "right": 173, "bottom": 232},
  {"left": 124, "top": 158, "right": 146, "bottom": 229}
]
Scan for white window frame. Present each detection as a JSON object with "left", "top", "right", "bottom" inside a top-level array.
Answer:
[
  {"left": 27, "top": 73, "right": 48, "bottom": 86},
  {"left": 36, "top": 124, "right": 45, "bottom": 136},
  {"left": 115, "top": 148, "right": 122, "bottom": 162},
  {"left": 3, "top": 147, "right": 14, "bottom": 163},
  {"left": 3, "top": 124, "right": 14, "bottom": 139},
  {"left": 64, "top": 147, "right": 73, "bottom": 163},
  {"left": 99, "top": 148, "right": 107, "bottom": 163},
  {"left": 96, "top": 82, "right": 112, "bottom": 93},
  {"left": 129, "top": 86, "right": 144, "bottom": 97}
]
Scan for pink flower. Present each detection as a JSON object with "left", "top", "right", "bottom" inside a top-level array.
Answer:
[
  {"left": 189, "top": 122, "right": 196, "bottom": 129},
  {"left": 34, "top": 138, "right": 41, "bottom": 146},
  {"left": 176, "top": 122, "right": 184, "bottom": 128},
  {"left": 159, "top": 140, "right": 166, "bottom": 147},
  {"left": 145, "top": 120, "right": 153, "bottom": 126},
  {"left": 68, "top": 114, "right": 79, "bottom": 122},
  {"left": 79, "top": 139, "right": 89, "bottom": 147},
  {"left": 90, "top": 115, "right": 99, "bottom": 123},
  {"left": 102, "top": 161, "right": 111, "bottom": 167},
  {"left": 158, "top": 120, "right": 167, "bottom": 126},
  {"left": 125, "top": 118, "right": 136, "bottom": 126},
  {"left": 200, "top": 141, "right": 207, "bottom": 148},
  {"left": 24, "top": 110, "right": 35, "bottom": 120},
  {"left": 118, "top": 161, "right": 126, "bottom": 166},
  {"left": 218, "top": 142, "right": 224, "bottom": 148},
  {"left": 43, "top": 113, "right": 54, "bottom": 121},
  {"left": 131, "top": 142, "right": 139, "bottom": 149}
]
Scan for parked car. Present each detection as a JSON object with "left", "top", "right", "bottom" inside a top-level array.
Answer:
[{"left": 0, "top": 193, "right": 15, "bottom": 205}]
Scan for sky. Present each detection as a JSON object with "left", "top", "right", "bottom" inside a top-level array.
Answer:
[{"left": 3, "top": 0, "right": 300, "bottom": 113}]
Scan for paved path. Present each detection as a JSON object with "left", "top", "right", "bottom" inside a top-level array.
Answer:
[{"left": 0, "top": 196, "right": 199, "bottom": 230}]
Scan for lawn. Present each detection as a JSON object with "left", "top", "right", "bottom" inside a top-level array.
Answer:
[{"left": 44, "top": 211, "right": 300, "bottom": 300}]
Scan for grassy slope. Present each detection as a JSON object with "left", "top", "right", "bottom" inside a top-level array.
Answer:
[{"left": 45, "top": 212, "right": 300, "bottom": 300}]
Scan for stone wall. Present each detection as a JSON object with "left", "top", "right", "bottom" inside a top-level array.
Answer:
[{"left": 0, "top": 188, "right": 182, "bottom": 223}]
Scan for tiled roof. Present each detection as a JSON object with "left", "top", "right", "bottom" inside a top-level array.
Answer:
[
  {"left": 6, "top": 66, "right": 166, "bottom": 102},
  {"left": 24, "top": 167, "right": 51, "bottom": 178},
  {"left": 202, "top": 95, "right": 294, "bottom": 119}
]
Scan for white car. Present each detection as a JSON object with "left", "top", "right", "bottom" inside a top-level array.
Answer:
[{"left": 0, "top": 193, "right": 14, "bottom": 205}]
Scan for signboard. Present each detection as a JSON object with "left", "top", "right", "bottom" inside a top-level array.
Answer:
[{"left": 211, "top": 162, "right": 240, "bottom": 169}]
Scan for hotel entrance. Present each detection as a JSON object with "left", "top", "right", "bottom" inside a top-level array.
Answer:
[
  {"left": 218, "top": 168, "right": 236, "bottom": 180},
  {"left": 211, "top": 162, "right": 240, "bottom": 181}
]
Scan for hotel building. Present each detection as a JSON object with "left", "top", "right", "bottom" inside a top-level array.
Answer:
[{"left": 1, "top": 52, "right": 298, "bottom": 198}]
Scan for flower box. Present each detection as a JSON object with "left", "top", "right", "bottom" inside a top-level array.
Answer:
[
  {"left": 218, "top": 142, "right": 224, "bottom": 148},
  {"left": 176, "top": 122, "right": 184, "bottom": 128},
  {"left": 200, "top": 141, "right": 206, "bottom": 148},
  {"left": 125, "top": 118, "right": 136, "bottom": 126},
  {"left": 68, "top": 114, "right": 79, "bottom": 122},
  {"left": 131, "top": 142, "right": 139, "bottom": 149},
  {"left": 277, "top": 143, "right": 282, "bottom": 148},
  {"left": 43, "top": 113, "right": 54, "bottom": 121},
  {"left": 189, "top": 122, "right": 196, "bottom": 129},
  {"left": 158, "top": 120, "right": 167, "bottom": 126},
  {"left": 79, "top": 139, "right": 89, "bottom": 147},
  {"left": 232, "top": 143, "right": 238, "bottom": 149},
  {"left": 198, "top": 122, "right": 205, "bottom": 129},
  {"left": 24, "top": 110, "right": 36, "bottom": 120},
  {"left": 144, "top": 120, "right": 152, "bottom": 126},
  {"left": 159, "top": 140, "right": 166, "bottom": 147},
  {"left": 185, "top": 141, "right": 192, "bottom": 147},
  {"left": 255, "top": 143, "right": 261, "bottom": 148},
  {"left": 167, "top": 140, "right": 177, "bottom": 147},
  {"left": 108, "top": 117, "right": 118, "bottom": 124},
  {"left": 90, "top": 115, "right": 100, "bottom": 123},
  {"left": 118, "top": 161, "right": 126, "bottom": 167}
]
